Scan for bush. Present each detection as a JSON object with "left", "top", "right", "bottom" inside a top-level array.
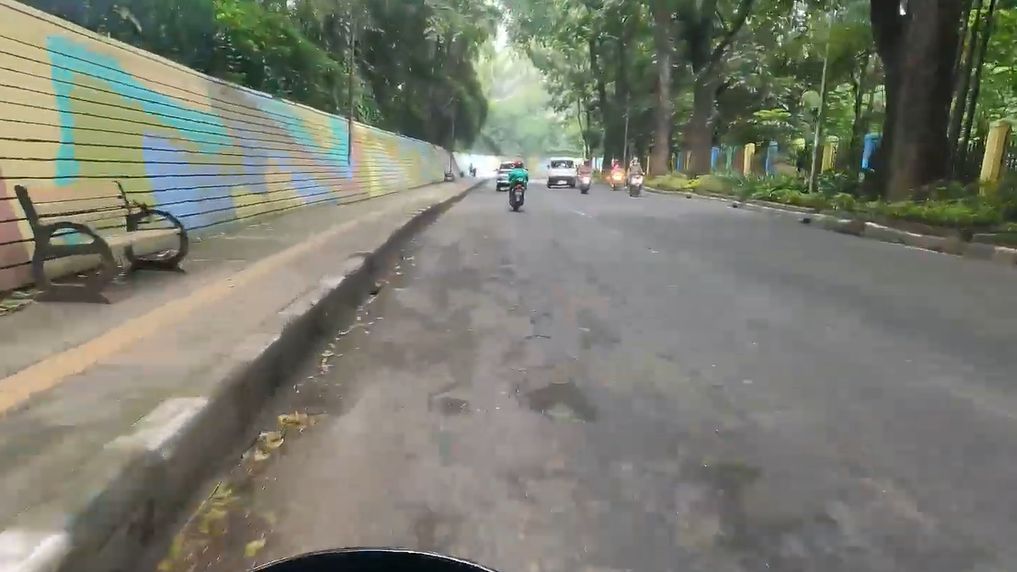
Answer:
[
  {"left": 829, "top": 193, "right": 858, "bottom": 212},
  {"left": 645, "top": 174, "right": 690, "bottom": 191},
  {"left": 645, "top": 173, "right": 738, "bottom": 195},
  {"left": 983, "top": 174, "right": 1017, "bottom": 222},
  {"left": 865, "top": 199, "right": 1002, "bottom": 228},
  {"left": 694, "top": 174, "right": 737, "bottom": 195},
  {"left": 816, "top": 171, "right": 861, "bottom": 196}
]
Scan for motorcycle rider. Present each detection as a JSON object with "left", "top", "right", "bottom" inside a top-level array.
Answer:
[
  {"left": 578, "top": 160, "right": 593, "bottom": 178},
  {"left": 626, "top": 157, "right": 644, "bottom": 197},
  {"left": 628, "top": 157, "right": 644, "bottom": 177},
  {"left": 507, "top": 159, "right": 528, "bottom": 189},
  {"left": 608, "top": 158, "right": 625, "bottom": 189}
]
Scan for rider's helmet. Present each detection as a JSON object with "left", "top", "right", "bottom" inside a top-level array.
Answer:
[{"left": 513, "top": 159, "right": 524, "bottom": 168}]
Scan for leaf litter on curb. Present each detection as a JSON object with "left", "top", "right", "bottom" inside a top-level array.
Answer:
[
  {"left": 156, "top": 410, "right": 321, "bottom": 571},
  {"left": 0, "top": 288, "right": 37, "bottom": 317},
  {"left": 245, "top": 538, "right": 267, "bottom": 558}
]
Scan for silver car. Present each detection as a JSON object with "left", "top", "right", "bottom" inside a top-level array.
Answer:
[{"left": 495, "top": 161, "right": 516, "bottom": 191}]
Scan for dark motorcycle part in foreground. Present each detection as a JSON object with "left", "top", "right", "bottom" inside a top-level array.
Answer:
[
  {"left": 628, "top": 173, "right": 643, "bottom": 197},
  {"left": 252, "top": 548, "right": 498, "bottom": 572},
  {"left": 578, "top": 174, "right": 592, "bottom": 194},
  {"left": 509, "top": 182, "right": 525, "bottom": 211},
  {"left": 609, "top": 170, "right": 624, "bottom": 191}
]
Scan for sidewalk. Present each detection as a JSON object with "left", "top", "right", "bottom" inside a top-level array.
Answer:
[{"left": 0, "top": 179, "right": 480, "bottom": 572}]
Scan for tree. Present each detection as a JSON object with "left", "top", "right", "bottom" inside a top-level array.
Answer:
[
  {"left": 24, "top": 0, "right": 495, "bottom": 147},
  {"left": 675, "top": 0, "right": 756, "bottom": 174},
  {"left": 649, "top": 0, "right": 676, "bottom": 175},
  {"left": 870, "top": 0, "right": 966, "bottom": 199}
]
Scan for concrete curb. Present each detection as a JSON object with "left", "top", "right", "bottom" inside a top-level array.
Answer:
[
  {"left": 648, "top": 187, "right": 1017, "bottom": 270},
  {"left": 1, "top": 181, "right": 481, "bottom": 572}
]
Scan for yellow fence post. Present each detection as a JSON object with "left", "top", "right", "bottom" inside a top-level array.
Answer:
[
  {"left": 980, "top": 120, "right": 1012, "bottom": 184},
  {"left": 743, "top": 143, "right": 756, "bottom": 175},
  {"left": 821, "top": 136, "right": 839, "bottom": 172}
]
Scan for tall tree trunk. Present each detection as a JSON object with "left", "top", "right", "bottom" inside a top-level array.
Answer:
[
  {"left": 887, "top": 2, "right": 963, "bottom": 199},
  {"left": 589, "top": 36, "right": 611, "bottom": 168},
  {"left": 607, "top": 16, "right": 635, "bottom": 166},
  {"left": 959, "top": 0, "right": 999, "bottom": 159},
  {"left": 867, "top": 0, "right": 903, "bottom": 196},
  {"left": 952, "top": 0, "right": 976, "bottom": 79},
  {"left": 650, "top": 0, "right": 674, "bottom": 175},
  {"left": 847, "top": 51, "right": 872, "bottom": 173},
  {"left": 873, "top": 0, "right": 964, "bottom": 200},
  {"left": 948, "top": 0, "right": 984, "bottom": 167},
  {"left": 677, "top": 0, "right": 753, "bottom": 175},
  {"left": 686, "top": 76, "right": 719, "bottom": 175}
]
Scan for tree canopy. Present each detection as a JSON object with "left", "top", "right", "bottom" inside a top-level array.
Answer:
[
  {"left": 502, "top": 0, "right": 1017, "bottom": 198},
  {"left": 25, "top": 0, "right": 496, "bottom": 148},
  {"left": 23, "top": 0, "right": 1017, "bottom": 196}
]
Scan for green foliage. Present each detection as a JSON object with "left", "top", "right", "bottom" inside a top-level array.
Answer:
[
  {"left": 978, "top": 8, "right": 1017, "bottom": 122},
  {"left": 472, "top": 50, "right": 583, "bottom": 156},
  {"left": 645, "top": 174, "right": 692, "bottom": 191},
  {"left": 212, "top": 0, "right": 354, "bottom": 114},
  {"left": 829, "top": 192, "right": 858, "bottom": 211},
  {"left": 24, "top": 0, "right": 493, "bottom": 147},
  {"left": 816, "top": 171, "right": 860, "bottom": 195},
  {"left": 865, "top": 200, "right": 1002, "bottom": 228}
]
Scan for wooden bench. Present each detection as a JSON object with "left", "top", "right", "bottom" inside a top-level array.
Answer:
[{"left": 14, "top": 181, "right": 189, "bottom": 303}]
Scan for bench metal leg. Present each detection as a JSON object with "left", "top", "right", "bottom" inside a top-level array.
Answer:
[
  {"left": 125, "top": 252, "right": 186, "bottom": 272},
  {"left": 125, "top": 211, "right": 189, "bottom": 272},
  {"left": 32, "top": 239, "right": 117, "bottom": 304}
]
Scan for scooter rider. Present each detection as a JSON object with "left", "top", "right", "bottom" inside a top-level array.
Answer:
[
  {"left": 507, "top": 159, "right": 528, "bottom": 189},
  {"left": 578, "top": 160, "right": 593, "bottom": 178},
  {"left": 628, "top": 157, "right": 644, "bottom": 177}
]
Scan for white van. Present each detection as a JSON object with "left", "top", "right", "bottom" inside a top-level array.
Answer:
[{"left": 546, "top": 158, "right": 577, "bottom": 188}]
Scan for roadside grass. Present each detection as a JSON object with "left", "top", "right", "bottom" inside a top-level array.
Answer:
[{"left": 649, "top": 171, "right": 1017, "bottom": 232}]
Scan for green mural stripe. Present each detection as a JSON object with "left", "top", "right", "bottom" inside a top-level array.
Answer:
[
  {"left": 0, "top": 29, "right": 366, "bottom": 140},
  {"left": 0, "top": 118, "right": 349, "bottom": 158},
  {"left": 0, "top": 98, "right": 352, "bottom": 156},
  {"left": 0, "top": 46, "right": 345, "bottom": 138}
]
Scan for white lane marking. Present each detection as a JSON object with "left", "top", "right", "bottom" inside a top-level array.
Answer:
[{"left": 571, "top": 209, "right": 590, "bottom": 218}]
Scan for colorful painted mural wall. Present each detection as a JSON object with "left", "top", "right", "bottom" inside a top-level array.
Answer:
[{"left": 0, "top": 0, "right": 455, "bottom": 291}]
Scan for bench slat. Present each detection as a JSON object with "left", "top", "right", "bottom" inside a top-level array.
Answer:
[
  {"left": 17, "top": 181, "right": 124, "bottom": 204},
  {"left": 38, "top": 210, "right": 128, "bottom": 228},
  {"left": 32, "top": 197, "right": 128, "bottom": 217}
]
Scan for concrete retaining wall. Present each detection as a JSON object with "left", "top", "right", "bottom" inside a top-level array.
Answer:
[{"left": 0, "top": 0, "right": 455, "bottom": 291}]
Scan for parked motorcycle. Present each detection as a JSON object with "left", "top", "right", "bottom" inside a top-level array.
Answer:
[
  {"left": 609, "top": 169, "right": 625, "bottom": 191},
  {"left": 628, "top": 173, "right": 643, "bottom": 197},
  {"left": 578, "top": 174, "right": 592, "bottom": 194},
  {"left": 509, "top": 182, "right": 525, "bottom": 211}
]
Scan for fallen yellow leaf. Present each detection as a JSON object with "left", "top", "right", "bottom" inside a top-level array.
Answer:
[
  {"left": 258, "top": 431, "right": 284, "bottom": 451},
  {"left": 245, "top": 538, "right": 267, "bottom": 558}
]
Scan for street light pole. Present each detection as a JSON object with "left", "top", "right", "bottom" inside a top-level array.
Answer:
[
  {"left": 347, "top": 11, "right": 356, "bottom": 163},
  {"left": 449, "top": 110, "right": 456, "bottom": 175},
  {"left": 808, "top": 9, "right": 835, "bottom": 193}
]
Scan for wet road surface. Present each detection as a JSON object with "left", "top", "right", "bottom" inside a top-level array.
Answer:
[{"left": 157, "top": 181, "right": 1017, "bottom": 572}]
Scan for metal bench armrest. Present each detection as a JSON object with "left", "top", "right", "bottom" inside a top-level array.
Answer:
[
  {"left": 125, "top": 205, "right": 189, "bottom": 267},
  {"left": 127, "top": 206, "right": 186, "bottom": 235},
  {"left": 35, "top": 221, "right": 104, "bottom": 247}
]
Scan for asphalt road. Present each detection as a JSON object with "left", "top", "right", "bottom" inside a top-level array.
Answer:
[{"left": 161, "top": 180, "right": 1017, "bottom": 572}]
